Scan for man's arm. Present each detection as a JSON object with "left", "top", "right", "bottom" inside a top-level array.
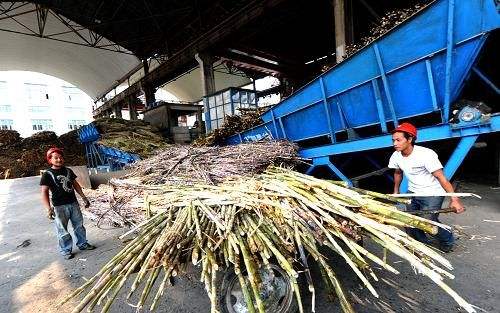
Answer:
[
  {"left": 73, "top": 180, "right": 90, "bottom": 207},
  {"left": 393, "top": 169, "right": 403, "bottom": 194},
  {"left": 432, "top": 169, "right": 465, "bottom": 213},
  {"left": 41, "top": 185, "right": 54, "bottom": 219}
]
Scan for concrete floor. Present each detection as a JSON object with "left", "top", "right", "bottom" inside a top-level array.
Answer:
[{"left": 0, "top": 176, "right": 498, "bottom": 313}]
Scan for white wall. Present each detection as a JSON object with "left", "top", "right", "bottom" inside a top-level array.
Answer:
[{"left": 0, "top": 71, "right": 93, "bottom": 137}]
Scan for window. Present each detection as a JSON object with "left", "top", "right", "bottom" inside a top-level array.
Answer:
[
  {"left": 0, "top": 119, "right": 13, "bottom": 130},
  {"left": 31, "top": 119, "right": 53, "bottom": 131},
  {"left": 62, "top": 86, "right": 83, "bottom": 103},
  {"left": 64, "top": 106, "right": 86, "bottom": 115},
  {"left": 28, "top": 106, "right": 49, "bottom": 113},
  {"left": 25, "top": 83, "right": 49, "bottom": 106},
  {"left": 0, "top": 105, "right": 11, "bottom": 112},
  {"left": 0, "top": 81, "right": 8, "bottom": 105},
  {"left": 67, "top": 119, "right": 86, "bottom": 130}
]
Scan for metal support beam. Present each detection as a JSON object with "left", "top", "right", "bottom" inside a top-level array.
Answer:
[
  {"left": 142, "top": 83, "right": 156, "bottom": 109},
  {"left": 472, "top": 67, "right": 500, "bottom": 94},
  {"left": 300, "top": 114, "right": 500, "bottom": 159},
  {"left": 443, "top": 0, "right": 455, "bottom": 122},
  {"left": 307, "top": 156, "right": 353, "bottom": 186},
  {"left": 195, "top": 52, "right": 216, "bottom": 96},
  {"left": 443, "top": 135, "right": 478, "bottom": 179},
  {"left": 143, "top": 59, "right": 150, "bottom": 75},
  {"left": 128, "top": 97, "right": 138, "bottom": 120},
  {"left": 373, "top": 43, "right": 398, "bottom": 128},
  {"left": 113, "top": 104, "right": 122, "bottom": 118},
  {"left": 320, "top": 77, "right": 336, "bottom": 143},
  {"left": 334, "top": 0, "right": 346, "bottom": 63},
  {"left": 270, "top": 109, "right": 279, "bottom": 139},
  {"left": 425, "top": 59, "right": 439, "bottom": 111},
  {"left": 371, "top": 79, "right": 388, "bottom": 133}
]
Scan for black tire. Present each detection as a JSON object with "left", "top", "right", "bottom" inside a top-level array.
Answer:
[{"left": 218, "top": 264, "right": 299, "bottom": 313}]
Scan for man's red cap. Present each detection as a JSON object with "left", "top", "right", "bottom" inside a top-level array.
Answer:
[
  {"left": 46, "top": 147, "right": 63, "bottom": 164},
  {"left": 391, "top": 122, "right": 417, "bottom": 137}
]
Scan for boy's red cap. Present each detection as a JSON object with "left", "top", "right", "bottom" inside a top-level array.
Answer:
[
  {"left": 46, "top": 147, "right": 63, "bottom": 164},
  {"left": 391, "top": 122, "right": 417, "bottom": 137}
]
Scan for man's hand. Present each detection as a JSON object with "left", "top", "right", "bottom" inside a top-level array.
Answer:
[
  {"left": 47, "top": 207, "right": 55, "bottom": 220},
  {"left": 450, "top": 198, "right": 465, "bottom": 214},
  {"left": 83, "top": 197, "right": 90, "bottom": 208}
]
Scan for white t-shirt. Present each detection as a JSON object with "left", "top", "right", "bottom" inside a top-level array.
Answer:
[{"left": 388, "top": 145, "right": 445, "bottom": 194}]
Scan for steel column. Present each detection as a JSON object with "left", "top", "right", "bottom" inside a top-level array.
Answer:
[
  {"left": 443, "top": 135, "right": 478, "bottom": 179},
  {"left": 373, "top": 43, "right": 398, "bottom": 128},
  {"left": 472, "top": 67, "right": 500, "bottom": 94},
  {"left": 425, "top": 59, "right": 439, "bottom": 111},
  {"left": 333, "top": 0, "right": 346, "bottom": 63},
  {"left": 320, "top": 77, "right": 336, "bottom": 142},
  {"left": 195, "top": 52, "right": 216, "bottom": 96},
  {"left": 335, "top": 96, "right": 348, "bottom": 129},
  {"left": 270, "top": 109, "right": 279, "bottom": 139},
  {"left": 278, "top": 118, "right": 287, "bottom": 139},
  {"left": 443, "top": 0, "right": 455, "bottom": 122},
  {"left": 371, "top": 79, "right": 388, "bottom": 133}
]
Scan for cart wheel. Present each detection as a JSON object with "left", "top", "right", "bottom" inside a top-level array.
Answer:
[{"left": 219, "top": 264, "right": 298, "bottom": 313}]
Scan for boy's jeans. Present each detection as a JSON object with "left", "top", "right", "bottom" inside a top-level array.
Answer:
[
  {"left": 53, "top": 202, "right": 88, "bottom": 255},
  {"left": 406, "top": 196, "right": 454, "bottom": 248}
]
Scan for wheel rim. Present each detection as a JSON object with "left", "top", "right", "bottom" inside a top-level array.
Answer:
[{"left": 223, "top": 264, "right": 294, "bottom": 313}]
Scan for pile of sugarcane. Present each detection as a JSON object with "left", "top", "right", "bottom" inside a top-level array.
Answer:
[
  {"left": 94, "top": 117, "right": 168, "bottom": 158},
  {"left": 84, "top": 184, "right": 146, "bottom": 228},
  {"left": 124, "top": 140, "right": 298, "bottom": 185},
  {"left": 83, "top": 141, "right": 299, "bottom": 227},
  {"left": 344, "top": 2, "right": 428, "bottom": 59},
  {"left": 193, "top": 107, "right": 267, "bottom": 146},
  {"left": 60, "top": 167, "right": 475, "bottom": 313}
]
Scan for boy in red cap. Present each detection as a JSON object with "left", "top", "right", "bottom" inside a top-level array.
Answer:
[
  {"left": 40, "top": 147, "right": 96, "bottom": 259},
  {"left": 389, "top": 123, "right": 464, "bottom": 252}
]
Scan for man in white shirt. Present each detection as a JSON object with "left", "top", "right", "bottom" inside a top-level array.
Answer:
[{"left": 388, "top": 122, "right": 464, "bottom": 252}]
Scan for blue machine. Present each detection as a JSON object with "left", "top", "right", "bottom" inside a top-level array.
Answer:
[
  {"left": 226, "top": 0, "right": 500, "bottom": 190},
  {"left": 78, "top": 123, "right": 140, "bottom": 171}
]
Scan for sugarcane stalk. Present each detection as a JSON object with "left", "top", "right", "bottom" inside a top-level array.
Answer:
[
  {"left": 149, "top": 267, "right": 174, "bottom": 311},
  {"left": 101, "top": 239, "right": 157, "bottom": 313},
  {"left": 235, "top": 232, "right": 265, "bottom": 313},
  {"left": 294, "top": 222, "right": 314, "bottom": 312},
  {"left": 234, "top": 261, "right": 256, "bottom": 313},
  {"left": 136, "top": 266, "right": 161, "bottom": 311}
]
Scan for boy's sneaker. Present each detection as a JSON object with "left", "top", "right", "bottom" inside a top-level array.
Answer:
[
  {"left": 79, "top": 243, "right": 96, "bottom": 251},
  {"left": 439, "top": 244, "right": 454, "bottom": 253},
  {"left": 63, "top": 253, "right": 74, "bottom": 260}
]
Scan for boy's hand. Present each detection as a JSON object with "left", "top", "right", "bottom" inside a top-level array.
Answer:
[{"left": 47, "top": 207, "right": 55, "bottom": 220}]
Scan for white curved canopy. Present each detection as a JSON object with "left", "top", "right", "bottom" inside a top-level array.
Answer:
[{"left": 0, "top": 3, "right": 140, "bottom": 99}]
